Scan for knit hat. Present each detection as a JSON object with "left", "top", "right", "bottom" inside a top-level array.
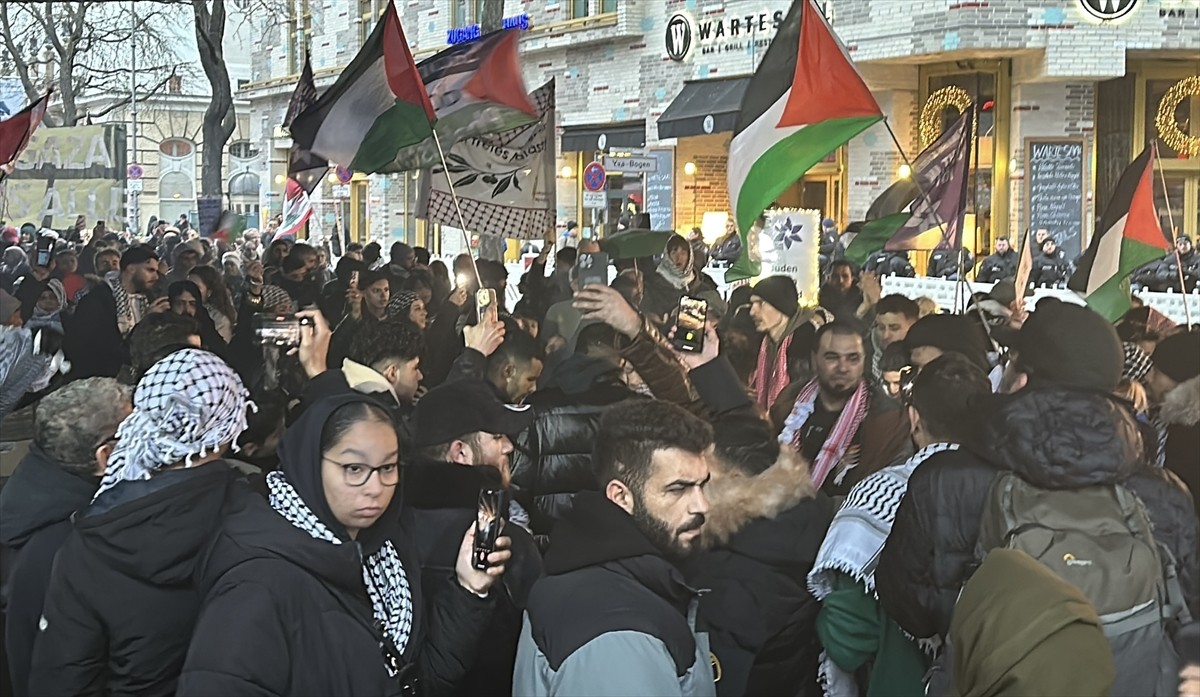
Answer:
[
  {"left": 1, "top": 226, "right": 17, "bottom": 245},
  {"left": 387, "top": 290, "right": 418, "bottom": 322},
  {"left": 120, "top": 245, "right": 159, "bottom": 271},
  {"left": 0, "top": 289, "right": 20, "bottom": 322},
  {"left": 904, "top": 313, "right": 990, "bottom": 371},
  {"left": 44, "top": 279, "right": 66, "bottom": 309},
  {"left": 1013, "top": 298, "right": 1123, "bottom": 392},
  {"left": 1151, "top": 330, "right": 1200, "bottom": 383},
  {"left": 750, "top": 275, "right": 799, "bottom": 317}
]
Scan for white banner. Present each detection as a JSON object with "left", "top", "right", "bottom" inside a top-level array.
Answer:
[
  {"left": 419, "top": 80, "right": 555, "bottom": 240},
  {"left": 761, "top": 208, "right": 821, "bottom": 304}
]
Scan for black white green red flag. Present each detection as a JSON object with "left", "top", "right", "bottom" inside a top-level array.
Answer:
[
  {"left": 0, "top": 92, "right": 50, "bottom": 183},
  {"left": 726, "top": 0, "right": 882, "bottom": 281},
  {"left": 1068, "top": 147, "right": 1171, "bottom": 321}
]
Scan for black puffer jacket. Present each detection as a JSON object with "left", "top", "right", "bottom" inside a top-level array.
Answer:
[
  {"left": 876, "top": 387, "right": 1200, "bottom": 641},
  {"left": 509, "top": 355, "right": 645, "bottom": 534},
  {"left": 28, "top": 462, "right": 254, "bottom": 697},
  {"left": 401, "top": 459, "right": 544, "bottom": 696}
]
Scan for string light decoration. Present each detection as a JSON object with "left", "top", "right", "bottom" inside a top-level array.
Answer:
[
  {"left": 919, "top": 86, "right": 975, "bottom": 147},
  {"left": 1155, "top": 76, "right": 1200, "bottom": 158}
]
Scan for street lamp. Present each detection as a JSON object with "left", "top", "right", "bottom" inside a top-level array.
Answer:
[
  {"left": 560, "top": 165, "right": 573, "bottom": 179},
  {"left": 273, "top": 173, "right": 286, "bottom": 185},
  {"left": 684, "top": 161, "right": 697, "bottom": 227},
  {"left": 898, "top": 163, "right": 912, "bottom": 179}
]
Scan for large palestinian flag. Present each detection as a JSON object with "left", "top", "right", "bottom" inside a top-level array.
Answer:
[
  {"left": 1068, "top": 147, "right": 1171, "bottom": 321},
  {"left": 289, "top": 1, "right": 436, "bottom": 174},
  {"left": 726, "top": 0, "right": 881, "bottom": 280}
]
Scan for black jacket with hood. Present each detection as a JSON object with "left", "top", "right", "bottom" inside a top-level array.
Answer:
[
  {"left": 177, "top": 394, "right": 496, "bottom": 697},
  {"left": 509, "top": 354, "right": 645, "bottom": 534},
  {"left": 679, "top": 454, "right": 835, "bottom": 697},
  {"left": 401, "top": 458, "right": 544, "bottom": 695},
  {"left": 876, "top": 386, "right": 1200, "bottom": 641},
  {"left": 27, "top": 461, "right": 254, "bottom": 697},
  {"left": 0, "top": 446, "right": 99, "bottom": 697}
]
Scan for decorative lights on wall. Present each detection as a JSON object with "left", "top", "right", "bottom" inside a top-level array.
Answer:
[
  {"left": 919, "top": 85, "right": 975, "bottom": 147},
  {"left": 1155, "top": 75, "right": 1200, "bottom": 158}
]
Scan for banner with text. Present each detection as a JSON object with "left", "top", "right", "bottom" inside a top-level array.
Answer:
[
  {"left": 762, "top": 208, "right": 820, "bottom": 304},
  {"left": 0, "top": 124, "right": 126, "bottom": 228}
]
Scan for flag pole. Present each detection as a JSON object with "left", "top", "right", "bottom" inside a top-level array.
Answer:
[
  {"left": 1151, "top": 140, "right": 1193, "bottom": 326},
  {"left": 431, "top": 129, "right": 483, "bottom": 289}
]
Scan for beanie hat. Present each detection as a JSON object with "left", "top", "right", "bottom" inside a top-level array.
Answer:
[
  {"left": 1014, "top": 298, "right": 1123, "bottom": 392},
  {"left": 0, "top": 289, "right": 21, "bottom": 322},
  {"left": 120, "top": 245, "right": 159, "bottom": 271},
  {"left": 1151, "top": 330, "right": 1199, "bottom": 383},
  {"left": 904, "top": 313, "right": 990, "bottom": 372},
  {"left": 751, "top": 275, "right": 799, "bottom": 317}
]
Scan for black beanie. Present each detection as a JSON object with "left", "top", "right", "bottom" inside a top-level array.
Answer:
[
  {"left": 904, "top": 314, "right": 990, "bottom": 372},
  {"left": 119, "top": 245, "right": 159, "bottom": 271},
  {"left": 1151, "top": 331, "right": 1200, "bottom": 383},
  {"left": 751, "top": 276, "right": 799, "bottom": 317},
  {"left": 1014, "top": 298, "right": 1123, "bottom": 392}
]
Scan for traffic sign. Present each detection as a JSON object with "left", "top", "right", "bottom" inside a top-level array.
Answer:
[
  {"left": 127, "top": 179, "right": 143, "bottom": 193},
  {"left": 331, "top": 184, "right": 351, "bottom": 198},
  {"left": 582, "top": 190, "right": 606, "bottom": 210},
  {"left": 582, "top": 161, "right": 607, "bottom": 192},
  {"left": 335, "top": 165, "right": 353, "bottom": 184},
  {"left": 602, "top": 155, "right": 658, "bottom": 173},
  {"left": 127, "top": 164, "right": 143, "bottom": 180}
]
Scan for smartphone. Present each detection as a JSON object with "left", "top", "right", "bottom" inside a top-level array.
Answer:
[
  {"left": 252, "top": 313, "right": 314, "bottom": 348},
  {"left": 472, "top": 488, "right": 509, "bottom": 571},
  {"left": 349, "top": 270, "right": 360, "bottom": 289},
  {"left": 672, "top": 296, "right": 709, "bottom": 353},
  {"left": 577, "top": 251, "right": 609, "bottom": 288},
  {"left": 475, "top": 288, "right": 497, "bottom": 322},
  {"left": 35, "top": 235, "right": 54, "bottom": 267}
]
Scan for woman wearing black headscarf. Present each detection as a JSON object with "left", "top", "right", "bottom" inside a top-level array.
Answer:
[
  {"left": 178, "top": 393, "right": 510, "bottom": 696},
  {"left": 168, "top": 280, "right": 227, "bottom": 355}
]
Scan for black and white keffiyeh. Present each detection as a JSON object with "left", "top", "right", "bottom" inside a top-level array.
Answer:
[
  {"left": 95, "top": 348, "right": 254, "bottom": 499},
  {"left": 387, "top": 290, "right": 418, "bottom": 322},
  {"left": 106, "top": 275, "right": 136, "bottom": 336},
  {"left": 266, "top": 470, "right": 413, "bottom": 672}
]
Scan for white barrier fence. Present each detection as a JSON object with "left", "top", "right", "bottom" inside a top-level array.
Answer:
[{"left": 880, "top": 275, "right": 1199, "bottom": 326}]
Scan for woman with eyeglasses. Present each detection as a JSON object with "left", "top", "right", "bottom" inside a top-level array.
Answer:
[{"left": 178, "top": 393, "right": 510, "bottom": 696}]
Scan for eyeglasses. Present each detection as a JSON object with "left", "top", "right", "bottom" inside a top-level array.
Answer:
[
  {"left": 898, "top": 365, "right": 917, "bottom": 407},
  {"left": 323, "top": 457, "right": 401, "bottom": 487}
]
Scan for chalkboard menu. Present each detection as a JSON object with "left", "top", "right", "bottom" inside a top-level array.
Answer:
[
  {"left": 1026, "top": 138, "right": 1086, "bottom": 259},
  {"left": 645, "top": 149, "right": 674, "bottom": 231}
]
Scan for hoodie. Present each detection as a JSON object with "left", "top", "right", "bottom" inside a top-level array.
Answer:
[
  {"left": 28, "top": 462, "right": 250, "bottom": 697},
  {"left": 0, "top": 446, "right": 99, "bottom": 697},
  {"left": 513, "top": 492, "right": 715, "bottom": 697}
]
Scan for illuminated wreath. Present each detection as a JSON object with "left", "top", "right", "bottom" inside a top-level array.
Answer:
[
  {"left": 1155, "top": 76, "right": 1200, "bottom": 158},
  {"left": 920, "top": 86, "right": 974, "bottom": 147}
]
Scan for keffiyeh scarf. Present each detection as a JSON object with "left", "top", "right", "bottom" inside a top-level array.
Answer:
[
  {"left": 751, "top": 332, "right": 794, "bottom": 411},
  {"left": 655, "top": 254, "right": 695, "bottom": 290},
  {"left": 260, "top": 284, "right": 295, "bottom": 312},
  {"left": 266, "top": 470, "right": 414, "bottom": 673},
  {"left": 1123, "top": 342, "right": 1153, "bottom": 382},
  {"left": 95, "top": 348, "right": 254, "bottom": 499},
  {"left": 107, "top": 275, "right": 136, "bottom": 336},
  {"left": 779, "top": 379, "right": 870, "bottom": 489}
]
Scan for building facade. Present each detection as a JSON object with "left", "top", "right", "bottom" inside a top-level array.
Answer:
[{"left": 241, "top": 0, "right": 1199, "bottom": 260}]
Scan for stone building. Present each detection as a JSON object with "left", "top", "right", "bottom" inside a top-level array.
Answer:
[{"left": 242, "top": 0, "right": 1200, "bottom": 258}]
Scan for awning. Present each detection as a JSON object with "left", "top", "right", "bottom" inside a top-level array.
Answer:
[
  {"left": 656, "top": 76, "right": 750, "bottom": 140},
  {"left": 561, "top": 120, "right": 646, "bottom": 152}
]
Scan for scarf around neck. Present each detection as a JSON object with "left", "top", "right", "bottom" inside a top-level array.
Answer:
[
  {"left": 266, "top": 470, "right": 413, "bottom": 673},
  {"left": 779, "top": 379, "right": 871, "bottom": 489},
  {"left": 655, "top": 254, "right": 694, "bottom": 290},
  {"left": 106, "top": 275, "right": 136, "bottom": 336},
  {"left": 808, "top": 442, "right": 959, "bottom": 600}
]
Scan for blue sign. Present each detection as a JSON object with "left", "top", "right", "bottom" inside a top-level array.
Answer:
[{"left": 447, "top": 14, "right": 530, "bottom": 44}]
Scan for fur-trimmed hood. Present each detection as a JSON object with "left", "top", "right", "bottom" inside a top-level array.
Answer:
[
  {"left": 701, "top": 448, "right": 817, "bottom": 546},
  {"left": 1160, "top": 375, "right": 1200, "bottom": 427}
]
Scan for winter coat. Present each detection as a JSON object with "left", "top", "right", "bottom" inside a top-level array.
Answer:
[
  {"left": 1030, "top": 249, "right": 1070, "bottom": 288},
  {"left": 0, "top": 446, "right": 99, "bottom": 697},
  {"left": 1133, "top": 249, "right": 1200, "bottom": 293},
  {"left": 63, "top": 282, "right": 127, "bottom": 379},
  {"left": 863, "top": 251, "right": 915, "bottom": 278},
  {"left": 28, "top": 462, "right": 255, "bottom": 697},
  {"left": 975, "top": 250, "right": 1018, "bottom": 284},
  {"left": 679, "top": 453, "right": 835, "bottom": 697},
  {"left": 401, "top": 459, "right": 545, "bottom": 696},
  {"left": 513, "top": 491, "right": 715, "bottom": 697},
  {"left": 177, "top": 394, "right": 495, "bottom": 697},
  {"left": 1159, "top": 375, "right": 1200, "bottom": 520},
  {"left": 926, "top": 249, "right": 974, "bottom": 280},
  {"left": 816, "top": 284, "right": 864, "bottom": 323},
  {"left": 877, "top": 386, "right": 1200, "bottom": 640},
  {"left": 509, "top": 355, "right": 646, "bottom": 534}
]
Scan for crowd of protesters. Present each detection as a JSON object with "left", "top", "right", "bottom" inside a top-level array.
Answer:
[{"left": 0, "top": 213, "right": 1197, "bottom": 697}]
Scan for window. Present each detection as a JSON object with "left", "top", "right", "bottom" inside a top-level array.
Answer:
[
  {"left": 229, "top": 172, "right": 260, "bottom": 197},
  {"left": 601, "top": 0, "right": 617, "bottom": 13},
  {"left": 570, "top": 0, "right": 589, "bottom": 19},
  {"left": 451, "top": 0, "right": 485, "bottom": 26},
  {"left": 229, "top": 141, "right": 260, "bottom": 160},
  {"left": 161, "top": 171, "right": 195, "bottom": 201},
  {"left": 358, "top": 0, "right": 379, "bottom": 46},
  {"left": 159, "top": 138, "right": 194, "bottom": 158},
  {"left": 1143, "top": 77, "right": 1198, "bottom": 160},
  {"left": 1133, "top": 63, "right": 1200, "bottom": 240}
]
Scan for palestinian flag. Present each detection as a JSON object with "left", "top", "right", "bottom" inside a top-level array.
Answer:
[
  {"left": 726, "top": 0, "right": 881, "bottom": 280},
  {"left": 845, "top": 111, "right": 973, "bottom": 265},
  {"left": 278, "top": 178, "right": 314, "bottom": 239},
  {"left": 286, "top": 53, "right": 328, "bottom": 195},
  {"left": 1068, "top": 147, "right": 1171, "bottom": 321},
  {"left": 0, "top": 91, "right": 50, "bottom": 182},
  {"left": 289, "top": 1, "right": 436, "bottom": 174}
]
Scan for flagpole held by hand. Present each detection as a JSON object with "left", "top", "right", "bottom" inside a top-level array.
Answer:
[
  {"left": 1152, "top": 140, "right": 1193, "bottom": 326},
  {"left": 431, "top": 129, "right": 482, "bottom": 288}
]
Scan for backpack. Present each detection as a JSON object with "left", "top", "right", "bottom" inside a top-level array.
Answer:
[{"left": 971, "top": 472, "right": 1188, "bottom": 696}]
